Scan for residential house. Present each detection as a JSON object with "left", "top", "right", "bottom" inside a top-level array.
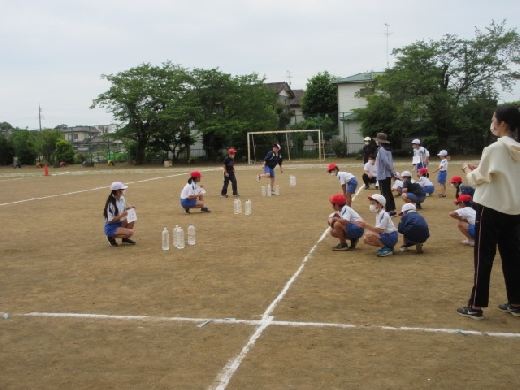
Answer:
[
  {"left": 265, "top": 82, "right": 295, "bottom": 129},
  {"left": 290, "top": 89, "right": 305, "bottom": 126}
]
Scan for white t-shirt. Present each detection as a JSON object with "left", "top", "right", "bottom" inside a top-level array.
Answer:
[
  {"left": 412, "top": 147, "right": 429, "bottom": 165},
  {"left": 438, "top": 158, "right": 448, "bottom": 172},
  {"left": 392, "top": 180, "right": 403, "bottom": 190},
  {"left": 418, "top": 176, "right": 433, "bottom": 187},
  {"left": 339, "top": 205, "right": 363, "bottom": 223},
  {"left": 455, "top": 206, "right": 476, "bottom": 225},
  {"left": 180, "top": 182, "right": 203, "bottom": 199},
  {"left": 337, "top": 171, "right": 355, "bottom": 185},
  {"left": 107, "top": 196, "right": 126, "bottom": 222},
  {"left": 375, "top": 209, "right": 397, "bottom": 233},
  {"left": 363, "top": 162, "right": 377, "bottom": 177}
]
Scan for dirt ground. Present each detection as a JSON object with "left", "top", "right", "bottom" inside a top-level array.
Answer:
[{"left": 1, "top": 158, "right": 519, "bottom": 390}]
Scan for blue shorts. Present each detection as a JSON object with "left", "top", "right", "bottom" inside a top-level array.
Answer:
[
  {"left": 104, "top": 220, "right": 121, "bottom": 237},
  {"left": 347, "top": 177, "right": 358, "bottom": 194},
  {"left": 180, "top": 198, "right": 197, "bottom": 208},
  {"left": 405, "top": 193, "right": 426, "bottom": 204},
  {"left": 344, "top": 223, "right": 364, "bottom": 239},
  {"left": 264, "top": 166, "right": 275, "bottom": 177},
  {"left": 468, "top": 224, "right": 475, "bottom": 239},
  {"left": 380, "top": 231, "right": 398, "bottom": 249},
  {"left": 437, "top": 171, "right": 447, "bottom": 184},
  {"left": 417, "top": 162, "right": 427, "bottom": 170},
  {"left": 423, "top": 185, "right": 434, "bottom": 195}
]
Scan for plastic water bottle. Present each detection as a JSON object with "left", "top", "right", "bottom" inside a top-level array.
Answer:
[
  {"left": 267, "top": 184, "right": 272, "bottom": 197},
  {"left": 177, "top": 226, "right": 185, "bottom": 249},
  {"left": 188, "top": 224, "right": 196, "bottom": 245},
  {"left": 173, "top": 225, "right": 178, "bottom": 248},
  {"left": 261, "top": 185, "right": 266, "bottom": 196},
  {"left": 234, "top": 198, "right": 242, "bottom": 214},
  {"left": 274, "top": 184, "right": 280, "bottom": 195},
  {"left": 290, "top": 175, "right": 296, "bottom": 186},
  {"left": 245, "top": 199, "right": 251, "bottom": 215},
  {"left": 162, "top": 228, "right": 169, "bottom": 250}
]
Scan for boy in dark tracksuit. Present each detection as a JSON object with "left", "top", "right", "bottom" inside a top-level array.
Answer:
[
  {"left": 221, "top": 148, "right": 238, "bottom": 197},
  {"left": 397, "top": 203, "right": 430, "bottom": 253}
]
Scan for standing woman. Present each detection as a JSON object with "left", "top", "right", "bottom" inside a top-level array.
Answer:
[
  {"left": 103, "top": 182, "right": 136, "bottom": 247},
  {"left": 180, "top": 171, "right": 211, "bottom": 214},
  {"left": 457, "top": 105, "right": 520, "bottom": 320},
  {"left": 374, "top": 133, "right": 396, "bottom": 216}
]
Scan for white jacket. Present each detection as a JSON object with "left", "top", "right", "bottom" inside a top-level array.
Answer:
[{"left": 467, "top": 136, "right": 520, "bottom": 215}]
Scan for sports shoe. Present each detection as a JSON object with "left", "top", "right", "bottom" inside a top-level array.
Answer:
[
  {"left": 399, "top": 245, "right": 409, "bottom": 252},
  {"left": 201, "top": 207, "right": 211, "bottom": 213},
  {"left": 256, "top": 174, "right": 261, "bottom": 182},
  {"left": 333, "top": 243, "right": 349, "bottom": 251},
  {"left": 221, "top": 195, "right": 229, "bottom": 198},
  {"left": 233, "top": 194, "right": 240, "bottom": 197},
  {"left": 350, "top": 238, "right": 359, "bottom": 249},
  {"left": 462, "top": 239, "right": 475, "bottom": 247},
  {"left": 498, "top": 303, "right": 520, "bottom": 316},
  {"left": 416, "top": 203, "right": 422, "bottom": 209},
  {"left": 183, "top": 207, "right": 190, "bottom": 214},
  {"left": 388, "top": 211, "right": 397, "bottom": 217},
  {"left": 457, "top": 306, "right": 484, "bottom": 320},
  {"left": 416, "top": 243, "right": 424, "bottom": 253},
  {"left": 107, "top": 237, "right": 118, "bottom": 247},
  {"left": 364, "top": 185, "right": 370, "bottom": 190},
  {"left": 439, "top": 194, "right": 447, "bottom": 198},
  {"left": 122, "top": 238, "right": 136, "bottom": 245},
  {"left": 377, "top": 247, "right": 394, "bottom": 257}
]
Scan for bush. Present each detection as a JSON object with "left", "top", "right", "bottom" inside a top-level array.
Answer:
[{"left": 331, "top": 140, "right": 347, "bottom": 158}]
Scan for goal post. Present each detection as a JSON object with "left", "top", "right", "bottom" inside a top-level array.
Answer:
[{"left": 246, "top": 129, "right": 324, "bottom": 164}]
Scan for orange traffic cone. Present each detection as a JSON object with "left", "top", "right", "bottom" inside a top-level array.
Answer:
[{"left": 43, "top": 164, "right": 49, "bottom": 176}]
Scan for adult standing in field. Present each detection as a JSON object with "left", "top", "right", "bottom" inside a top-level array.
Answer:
[
  {"left": 457, "top": 104, "right": 520, "bottom": 320},
  {"left": 363, "top": 136, "right": 377, "bottom": 164},
  {"left": 374, "top": 133, "right": 396, "bottom": 217},
  {"left": 221, "top": 148, "right": 239, "bottom": 198},
  {"left": 103, "top": 181, "right": 137, "bottom": 247},
  {"left": 257, "top": 143, "right": 283, "bottom": 194}
]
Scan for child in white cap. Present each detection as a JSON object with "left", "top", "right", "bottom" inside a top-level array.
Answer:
[
  {"left": 397, "top": 203, "right": 430, "bottom": 253},
  {"left": 354, "top": 194, "right": 398, "bottom": 257},
  {"left": 432, "top": 150, "right": 448, "bottom": 198},
  {"left": 103, "top": 181, "right": 137, "bottom": 247}
]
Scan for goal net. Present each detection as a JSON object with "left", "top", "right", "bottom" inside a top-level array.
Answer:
[{"left": 246, "top": 129, "right": 325, "bottom": 164}]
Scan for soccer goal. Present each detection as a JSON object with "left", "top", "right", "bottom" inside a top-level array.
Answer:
[{"left": 246, "top": 129, "right": 324, "bottom": 164}]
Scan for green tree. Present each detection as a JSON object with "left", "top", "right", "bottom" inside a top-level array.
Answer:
[
  {"left": 38, "top": 129, "right": 65, "bottom": 164},
  {"left": 301, "top": 71, "right": 338, "bottom": 116},
  {"left": 12, "top": 130, "right": 38, "bottom": 165},
  {"left": 0, "top": 133, "right": 15, "bottom": 165},
  {"left": 54, "top": 138, "right": 75, "bottom": 163}
]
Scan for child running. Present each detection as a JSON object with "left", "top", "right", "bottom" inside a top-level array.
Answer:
[
  {"left": 449, "top": 194, "right": 476, "bottom": 246},
  {"left": 354, "top": 194, "right": 398, "bottom": 257},
  {"left": 328, "top": 194, "right": 365, "bottom": 251},
  {"left": 327, "top": 164, "right": 358, "bottom": 207},
  {"left": 397, "top": 203, "right": 430, "bottom": 253}
]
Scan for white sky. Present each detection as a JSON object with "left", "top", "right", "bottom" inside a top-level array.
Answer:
[{"left": 1, "top": 0, "right": 518, "bottom": 129}]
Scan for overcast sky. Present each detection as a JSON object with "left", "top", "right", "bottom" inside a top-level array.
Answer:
[{"left": 1, "top": 0, "right": 518, "bottom": 129}]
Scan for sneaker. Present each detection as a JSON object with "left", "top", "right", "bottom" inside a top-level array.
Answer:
[
  {"left": 498, "top": 303, "right": 520, "bottom": 316},
  {"left": 350, "top": 238, "right": 359, "bottom": 249},
  {"left": 364, "top": 185, "right": 370, "bottom": 190},
  {"left": 201, "top": 207, "right": 211, "bottom": 213},
  {"left": 271, "top": 191, "right": 277, "bottom": 195},
  {"left": 399, "top": 245, "right": 409, "bottom": 252},
  {"left": 333, "top": 243, "right": 349, "bottom": 251},
  {"left": 107, "top": 237, "right": 118, "bottom": 247},
  {"left": 233, "top": 194, "right": 240, "bottom": 197},
  {"left": 256, "top": 174, "right": 261, "bottom": 182},
  {"left": 462, "top": 239, "right": 475, "bottom": 247},
  {"left": 221, "top": 194, "right": 228, "bottom": 198},
  {"left": 183, "top": 207, "right": 190, "bottom": 214},
  {"left": 416, "top": 243, "right": 424, "bottom": 253},
  {"left": 388, "top": 211, "right": 397, "bottom": 217},
  {"left": 122, "top": 238, "right": 136, "bottom": 245},
  {"left": 425, "top": 193, "right": 430, "bottom": 197},
  {"left": 456, "top": 306, "right": 484, "bottom": 320},
  {"left": 439, "top": 194, "right": 447, "bottom": 198},
  {"left": 416, "top": 203, "right": 422, "bottom": 209},
  {"left": 377, "top": 247, "right": 394, "bottom": 257}
]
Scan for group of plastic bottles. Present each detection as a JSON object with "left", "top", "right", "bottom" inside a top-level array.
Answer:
[
  {"left": 162, "top": 224, "right": 196, "bottom": 250},
  {"left": 234, "top": 198, "right": 251, "bottom": 215},
  {"left": 261, "top": 184, "right": 280, "bottom": 196}
]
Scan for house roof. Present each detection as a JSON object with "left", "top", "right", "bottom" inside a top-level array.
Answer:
[
  {"left": 265, "top": 82, "right": 296, "bottom": 99},
  {"left": 290, "top": 89, "right": 305, "bottom": 107},
  {"left": 332, "top": 72, "right": 384, "bottom": 84}
]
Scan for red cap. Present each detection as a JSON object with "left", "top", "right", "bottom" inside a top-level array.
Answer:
[
  {"left": 450, "top": 176, "right": 462, "bottom": 183},
  {"left": 418, "top": 168, "right": 428, "bottom": 174},
  {"left": 327, "top": 163, "right": 338, "bottom": 172},
  {"left": 329, "top": 194, "right": 346, "bottom": 205},
  {"left": 228, "top": 148, "right": 236, "bottom": 154},
  {"left": 190, "top": 171, "right": 202, "bottom": 178},
  {"left": 455, "top": 194, "right": 472, "bottom": 204}
]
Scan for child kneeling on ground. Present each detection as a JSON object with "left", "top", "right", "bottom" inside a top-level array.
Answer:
[
  {"left": 397, "top": 203, "right": 430, "bottom": 253},
  {"left": 449, "top": 194, "right": 476, "bottom": 246},
  {"left": 354, "top": 194, "right": 398, "bottom": 257},
  {"left": 328, "top": 194, "right": 365, "bottom": 251}
]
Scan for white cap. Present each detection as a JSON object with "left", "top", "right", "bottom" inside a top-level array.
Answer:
[
  {"left": 110, "top": 181, "right": 128, "bottom": 190},
  {"left": 411, "top": 139, "right": 421, "bottom": 144},
  {"left": 399, "top": 203, "right": 416, "bottom": 216},
  {"left": 401, "top": 170, "right": 412, "bottom": 178},
  {"left": 368, "top": 194, "right": 386, "bottom": 206},
  {"left": 437, "top": 150, "right": 448, "bottom": 156},
  {"left": 364, "top": 137, "right": 371, "bottom": 141}
]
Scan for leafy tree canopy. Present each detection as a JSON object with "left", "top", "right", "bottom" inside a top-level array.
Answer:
[{"left": 301, "top": 71, "right": 339, "bottom": 117}]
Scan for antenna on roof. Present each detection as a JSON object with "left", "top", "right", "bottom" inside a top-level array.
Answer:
[
  {"left": 384, "top": 23, "right": 392, "bottom": 69},
  {"left": 286, "top": 70, "right": 292, "bottom": 86}
]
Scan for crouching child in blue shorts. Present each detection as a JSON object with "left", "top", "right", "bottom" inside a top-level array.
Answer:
[
  {"left": 397, "top": 203, "right": 430, "bottom": 253},
  {"left": 328, "top": 194, "right": 365, "bottom": 251}
]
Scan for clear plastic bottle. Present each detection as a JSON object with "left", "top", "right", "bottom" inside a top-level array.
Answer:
[
  {"left": 162, "top": 228, "right": 169, "bottom": 250},
  {"left": 188, "top": 224, "right": 196, "bottom": 245},
  {"left": 267, "top": 184, "right": 272, "bottom": 197},
  {"left": 261, "top": 185, "right": 266, "bottom": 196},
  {"left": 173, "top": 225, "right": 178, "bottom": 248},
  {"left": 290, "top": 175, "right": 296, "bottom": 186},
  {"left": 274, "top": 184, "right": 280, "bottom": 195},
  {"left": 177, "top": 226, "right": 185, "bottom": 249},
  {"left": 234, "top": 198, "right": 242, "bottom": 214},
  {"left": 245, "top": 199, "right": 251, "bottom": 215}
]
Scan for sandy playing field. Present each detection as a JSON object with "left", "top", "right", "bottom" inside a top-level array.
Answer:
[{"left": 1, "top": 158, "right": 518, "bottom": 390}]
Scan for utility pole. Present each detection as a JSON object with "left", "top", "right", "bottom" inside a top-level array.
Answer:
[
  {"left": 38, "top": 105, "right": 42, "bottom": 162},
  {"left": 384, "top": 23, "right": 392, "bottom": 69}
]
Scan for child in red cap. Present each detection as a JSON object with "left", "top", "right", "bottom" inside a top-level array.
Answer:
[
  {"left": 221, "top": 148, "right": 238, "bottom": 198},
  {"left": 327, "top": 163, "right": 358, "bottom": 207},
  {"left": 417, "top": 168, "right": 434, "bottom": 196},
  {"left": 449, "top": 194, "right": 476, "bottom": 246},
  {"left": 328, "top": 194, "right": 365, "bottom": 251}
]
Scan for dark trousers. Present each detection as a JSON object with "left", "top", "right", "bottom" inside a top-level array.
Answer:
[
  {"left": 469, "top": 204, "right": 520, "bottom": 307},
  {"left": 221, "top": 172, "right": 238, "bottom": 195},
  {"left": 378, "top": 177, "right": 395, "bottom": 212},
  {"left": 362, "top": 173, "right": 377, "bottom": 187}
]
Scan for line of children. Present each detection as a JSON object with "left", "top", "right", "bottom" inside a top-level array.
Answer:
[
  {"left": 431, "top": 150, "right": 448, "bottom": 198},
  {"left": 449, "top": 194, "right": 476, "bottom": 246},
  {"left": 417, "top": 168, "right": 434, "bottom": 196},
  {"left": 400, "top": 170, "right": 427, "bottom": 209},
  {"left": 397, "top": 203, "right": 430, "bottom": 253},
  {"left": 327, "top": 164, "right": 358, "bottom": 207},
  {"left": 328, "top": 194, "right": 365, "bottom": 251}
]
